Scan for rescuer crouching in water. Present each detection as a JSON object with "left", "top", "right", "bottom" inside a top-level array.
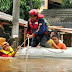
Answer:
[
  {"left": 0, "top": 42, "right": 21, "bottom": 57},
  {"left": 27, "top": 9, "right": 49, "bottom": 47}
]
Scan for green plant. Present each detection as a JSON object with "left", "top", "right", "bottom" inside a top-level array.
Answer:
[
  {"left": 61, "top": 0, "right": 72, "bottom": 8},
  {"left": 0, "top": 0, "right": 42, "bottom": 20}
]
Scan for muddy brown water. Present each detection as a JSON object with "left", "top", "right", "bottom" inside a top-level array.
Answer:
[{"left": 0, "top": 57, "right": 72, "bottom": 72}]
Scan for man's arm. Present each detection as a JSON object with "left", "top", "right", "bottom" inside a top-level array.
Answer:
[
  {"left": 32, "top": 19, "right": 44, "bottom": 37},
  {"left": 27, "top": 21, "right": 31, "bottom": 35}
]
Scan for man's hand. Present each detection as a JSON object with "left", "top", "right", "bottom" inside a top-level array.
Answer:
[
  {"left": 27, "top": 34, "right": 33, "bottom": 39},
  {"left": 27, "top": 34, "right": 30, "bottom": 38},
  {"left": 29, "top": 35, "right": 33, "bottom": 39}
]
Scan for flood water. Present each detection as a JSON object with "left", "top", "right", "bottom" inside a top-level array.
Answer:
[{"left": 0, "top": 57, "right": 72, "bottom": 72}]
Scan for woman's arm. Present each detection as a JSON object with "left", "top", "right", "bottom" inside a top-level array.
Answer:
[
  {"left": 52, "top": 44, "right": 60, "bottom": 49},
  {"left": 51, "top": 39, "right": 60, "bottom": 49},
  {"left": 11, "top": 46, "right": 21, "bottom": 57}
]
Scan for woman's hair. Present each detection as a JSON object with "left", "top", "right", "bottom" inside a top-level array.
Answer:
[
  {"left": 52, "top": 35, "right": 59, "bottom": 39},
  {"left": 50, "top": 30, "right": 58, "bottom": 35}
]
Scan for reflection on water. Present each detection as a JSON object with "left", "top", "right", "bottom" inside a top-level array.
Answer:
[{"left": 0, "top": 57, "right": 72, "bottom": 72}]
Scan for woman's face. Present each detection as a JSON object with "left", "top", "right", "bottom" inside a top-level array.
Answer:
[
  {"left": 3, "top": 45, "right": 10, "bottom": 51},
  {"left": 50, "top": 32, "right": 56, "bottom": 38},
  {"left": 52, "top": 37, "right": 59, "bottom": 44},
  {"left": 30, "top": 15, "right": 37, "bottom": 22}
]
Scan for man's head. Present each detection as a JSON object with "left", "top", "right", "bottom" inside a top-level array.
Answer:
[
  {"left": 2, "top": 42, "right": 10, "bottom": 51},
  {"left": 29, "top": 9, "right": 38, "bottom": 22}
]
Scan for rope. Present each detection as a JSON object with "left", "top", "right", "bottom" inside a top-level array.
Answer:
[
  {"left": 20, "top": 38, "right": 28, "bottom": 47},
  {"left": 45, "top": 48, "right": 64, "bottom": 54},
  {"left": 37, "top": 46, "right": 64, "bottom": 54},
  {"left": 24, "top": 37, "right": 29, "bottom": 72}
]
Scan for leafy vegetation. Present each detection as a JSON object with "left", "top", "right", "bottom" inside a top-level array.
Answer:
[
  {"left": 0, "top": 0, "right": 13, "bottom": 12},
  {"left": 0, "top": 0, "right": 42, "bottom": 20},
  {"left": 61, "top": 0, "right": 72, "bottom": 8}
]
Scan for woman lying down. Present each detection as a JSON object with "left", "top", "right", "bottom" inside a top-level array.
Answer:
[{"left": 0, "top": 42, "right": 21, "bottom": 57}]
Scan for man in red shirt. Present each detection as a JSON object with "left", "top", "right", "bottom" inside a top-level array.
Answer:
[{"left": 27, "top": 9, "right": 48, "bottom": 47}]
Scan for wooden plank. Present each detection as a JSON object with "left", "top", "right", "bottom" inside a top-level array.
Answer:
[
  {"left": 71, "top": 35, "right": 72, "bottom": 47},
  {"left": 0, "top": 11, "right": 27, "bottom": 27},
  {"left": 49, "top": 26, "right": 72, "bottom": 34},
  {"left": 61, "top": 34, "right": 63, "bottom": 42},
  {"left": 24, "top": 27, "right": 25, "bottom": 47}
]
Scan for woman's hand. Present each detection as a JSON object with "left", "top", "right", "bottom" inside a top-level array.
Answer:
[
  {"left": 12, "top": 46, "right": 21, "bottom": 57},
  {"left": 16, "top": 46, "right": 21, "bottom": 52}
]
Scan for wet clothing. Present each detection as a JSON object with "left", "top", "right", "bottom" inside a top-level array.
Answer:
[
  {"left": 38, "top": 39, "right": 57, "bottom": 48},
  {"left": 46, "top": 39, "right": 56, "bottom": 49},
  {"left": 27, "top": 18, "right": 48, "bottom": 47},
  {"left": 0, "top": 51, "right": 10, "bottom": 57},
  {"left": 27, "top": 18, "right": 48, "bottom": 36},
  {"left": 31, "top": 34, "right": 48, "bottom": 47},
  {"left": 57, "top": 42, "right": 66, "bottom": 50},
  {"left": 1, "top": 46, "right": 14, "bottom": 56}
]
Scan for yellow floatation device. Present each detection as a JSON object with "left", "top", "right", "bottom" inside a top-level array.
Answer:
[
  {"left": 1, "top": 46, "right": 14, "bottom": 56},
  {"left": 1, "top": 42, "right": 14, "bottom": 56}
]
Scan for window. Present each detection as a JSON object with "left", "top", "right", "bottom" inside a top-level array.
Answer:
[{"left": 42, "top": 0, "right": 45, "bottom": 6}]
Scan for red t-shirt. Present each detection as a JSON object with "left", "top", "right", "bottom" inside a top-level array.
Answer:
[{"left": 57, "top": 42, "right": 66, "bottom": 50}]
